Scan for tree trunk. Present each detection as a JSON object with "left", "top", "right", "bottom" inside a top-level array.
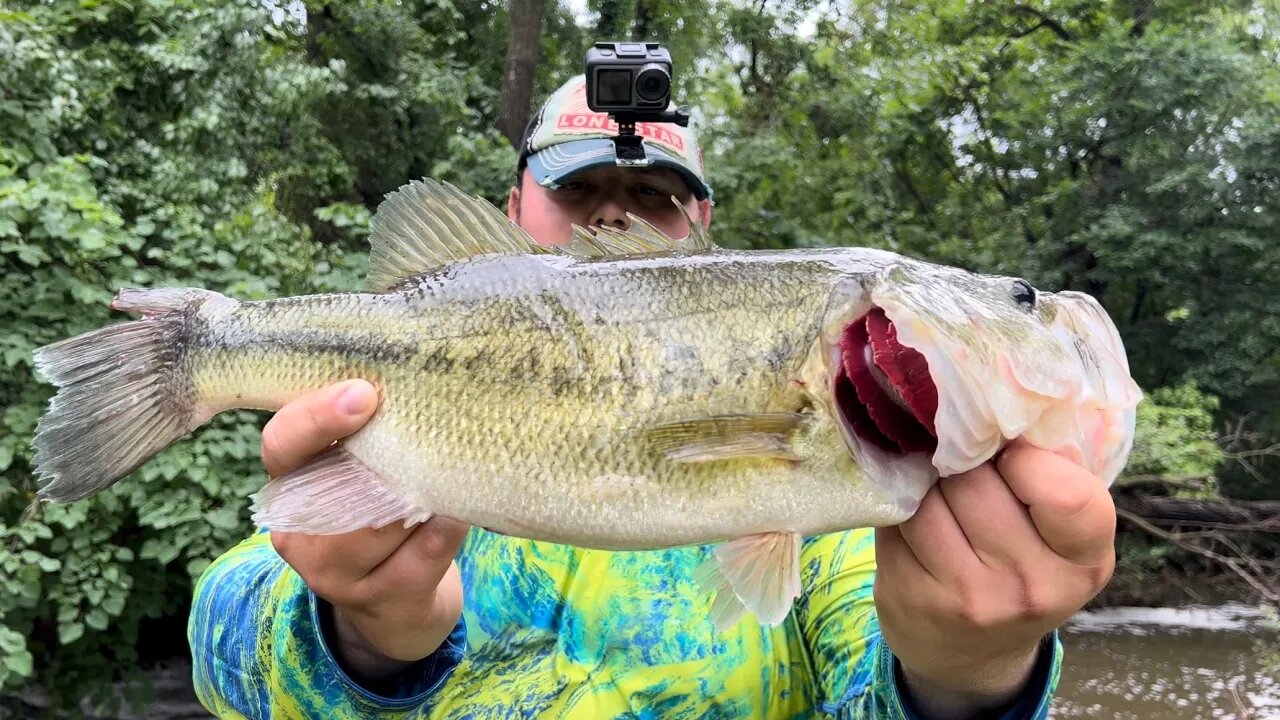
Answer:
[
  {"left": 498, "top": 0, "right": 547, "bottom": 149},
  {"left": 1130, "top": 0, "right": 1154, "bottom": 37},
  {"left": 304, "top": 4, "right": 335, "bottom": 66},
  {"left": 595, "top": 0, "right": 630, "bottom": 38},
  {"left": 633, "top": 0, "right": 653, "bottom": 39}
]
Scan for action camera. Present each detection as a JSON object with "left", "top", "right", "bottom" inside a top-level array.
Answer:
[{"left": 585, "top": 42, "right": 674, "bottom": 113}]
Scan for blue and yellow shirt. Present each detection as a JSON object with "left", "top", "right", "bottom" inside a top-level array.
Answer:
[{"left": 188, "top": 528, "right": 1061, "bottom": 718}]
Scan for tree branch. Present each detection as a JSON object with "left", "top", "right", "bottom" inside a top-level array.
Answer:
[
  {"left": 1116, "top": 508, "right": 1280, "bottom": 603},
  {"left": 1009, "top": 22, "right": 1056, "bottom": 40},
  {"left": 1128, "top": 279, "right": 1148, "bottom": 323},
  {"left": 1225, "top": 442, "right": 1280, "bottom": 460},
  {"left": 960, "top": 84, "right": 1016, "bottom": 206},
  {"left": 1113, "top": 473, "right": 1212, "bottom": 489},
  {"left": 1010, "top": 5, "right": 1074, "bottom": 41},
  {"left": 892, "top": 152, "right": 934, "bottom": 217}
]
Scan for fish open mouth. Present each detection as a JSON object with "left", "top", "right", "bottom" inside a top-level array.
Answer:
[{"left": 833, "top": 308, "right": 939, "bottom": 455}]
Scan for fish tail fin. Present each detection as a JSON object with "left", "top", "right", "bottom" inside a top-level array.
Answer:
[{"left": 32, "top": 287, "right": 235, "bottom": 503}]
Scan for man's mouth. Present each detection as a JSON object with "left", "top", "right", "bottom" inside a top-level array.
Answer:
[{"left": 834, "top": 308, "right": 939, "bottom": 454}]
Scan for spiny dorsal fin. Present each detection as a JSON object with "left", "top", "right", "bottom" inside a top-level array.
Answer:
[
  {"left": 557, "top": 196, "right": 716, "bottom": 260},
  {"left": 367, "top": 179, "right": 545, "bottom": 291},
  {"left": 645, "top": 413, "right": 807, "bottom": 463},
  {"left": 671, "top": 197, "right": 713, "bottom": 252}
]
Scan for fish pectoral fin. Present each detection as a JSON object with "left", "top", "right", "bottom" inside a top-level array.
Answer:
[
  {"left": 366, "top": 178, "right": 546, "bottom": 291},
  {"left": 694, "top": 531, "right": 803, "bottom": 629},
  {"left": 250, "top": 445, "right": 429, "bottom": 534},
  {"left": 645, "top": 413, "right": 806, "bottom": 463}
]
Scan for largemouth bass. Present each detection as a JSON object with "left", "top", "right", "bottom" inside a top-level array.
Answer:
[{"left": 31, "top": 179, "right": 1141, "bottom": 626}]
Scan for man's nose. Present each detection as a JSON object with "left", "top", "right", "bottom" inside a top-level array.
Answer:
[{"left": 592, "top": 196, "right": 630, "bottom": 230}]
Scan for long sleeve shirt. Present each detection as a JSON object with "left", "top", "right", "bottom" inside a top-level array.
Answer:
[{"left": 188, "top": 526, "right": 1061, "bottom": 718}]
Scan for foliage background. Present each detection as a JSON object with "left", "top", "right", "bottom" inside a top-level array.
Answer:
[{"left": 0, "top": 0, "right": 1275, "bottom": 712}]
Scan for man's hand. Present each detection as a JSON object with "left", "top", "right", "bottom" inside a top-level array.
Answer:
[
  {"left": 262, "top": 379, "right": 470, "bottom": 684},
  {"left": 873, "top": 440, "right": 1116, "bottom": 720}
]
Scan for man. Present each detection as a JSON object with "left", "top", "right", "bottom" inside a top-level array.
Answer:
[{"left": 189, "top": 75, "right": 1116, "bottom": 719}]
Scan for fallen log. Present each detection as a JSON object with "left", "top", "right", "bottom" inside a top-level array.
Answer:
[
  {"left": 1112, "top": 494, "right": 1280, "bottom": 532},
  {"left": 1110, "top": 489, "right": 1279, "bottom": 604}
]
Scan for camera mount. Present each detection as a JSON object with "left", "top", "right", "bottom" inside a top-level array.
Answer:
[{"left": 609, "top": 107, "right": 690, "bottom": 163}]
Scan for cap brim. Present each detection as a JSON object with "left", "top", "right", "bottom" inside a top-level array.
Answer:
[{"left": 525, "top": 138, "right": 712, "bottom": 201}]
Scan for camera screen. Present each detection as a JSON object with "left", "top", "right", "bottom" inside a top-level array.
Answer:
[{"left": 596, "top": 69, "right": 632, "bottom": 107}]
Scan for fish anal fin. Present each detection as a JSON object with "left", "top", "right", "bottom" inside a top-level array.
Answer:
[
  {"left": 695, "top": 531, "right": 802, "bottom": 629},
  {"left": 645, "top": 413, "right": 806, "bottom": 463},
  {"left": 250, "top": 445, "right": 429, "bottom": 534},
  {"left": 367, "top": 178, "right": 545, "bottom": 291}
]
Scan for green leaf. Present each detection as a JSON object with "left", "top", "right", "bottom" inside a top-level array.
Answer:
[
  {"left": 0, "top": 630, "right": 23, "bottom": 653},
  {"left": 4, "top": 650, "right": 32, "bottom": 677},
  {"left": 85, "top": 608, "right": 108, "bottom": 631},
  {"left": 79, "top": 228, "right": 106, "bottom": 250},
  {"left": 58, "top": 622, "right": 84, "bottom": 645},
  {"left": 186, "top": 557, "right": 211, "bottom": 578}
]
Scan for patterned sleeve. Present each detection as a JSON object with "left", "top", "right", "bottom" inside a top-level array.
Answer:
[
  {"left": 794, "top": 529, "right": 1063, "bottom": 719},
  {"left": 187, "top": 530, "right": 465, "bottom": 719}
]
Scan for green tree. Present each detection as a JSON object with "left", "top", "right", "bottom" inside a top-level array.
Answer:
[
  {"left": 702, "top": 1, "right": 1280, "bottom": 498},
  {"left": 0, "top": 0, "right": 512, "bottom": 711}
]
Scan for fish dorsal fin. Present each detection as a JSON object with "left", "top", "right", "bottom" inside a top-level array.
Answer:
[
  {"left": 645, "top": 413, "right": 807, "bottom": 463},
  {"left": 556, "top": 196, "right": 717, "bottom": 260},
  {"left": 671, "top": 197, "right": 714, "bottom": 252},
  {"left": 367, "top": 178, "right": 545, "bottom": 291}
]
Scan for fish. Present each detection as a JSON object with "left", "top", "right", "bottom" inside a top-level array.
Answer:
[{"left": 30, "top": 178, "right": 1142, "bottom": 627}]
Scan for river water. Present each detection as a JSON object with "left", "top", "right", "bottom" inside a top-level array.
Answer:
[{"left": 1052, "top": 604, "right": 1280, "bottom": 719}]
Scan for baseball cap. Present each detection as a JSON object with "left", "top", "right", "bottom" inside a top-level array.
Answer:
[{"left": 516, "top": 74, "right": 713, "bottom": 201}]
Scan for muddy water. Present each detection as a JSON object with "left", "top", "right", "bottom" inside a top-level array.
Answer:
[{"left": 1052, "top": 605, "right": 1280, "bottom": 719}]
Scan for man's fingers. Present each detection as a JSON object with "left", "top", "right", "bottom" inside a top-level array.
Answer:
[
  {"left": 271, "top": 521, "right": 419, "bottom": 586},
  {"left": 896, "top": 485, "right": 980, "bottom": 583},
  {"left": 936, "top": 466, "right": 1040, "bottom": 570},
  {"left": 997, "top": 442, "right": 1116, "bottom": 567},
  {"left": 360, "top": 517, "right": 471, "bottom": 600},
  {"left": 874, "top": 525, "right": 933, "bottom": 586},
  {"left": 261, "top": 379, "right": 379, "bottom": 478}
]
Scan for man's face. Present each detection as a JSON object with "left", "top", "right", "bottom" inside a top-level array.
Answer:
[{"left": 507, "top": 165, "right": 712, "bottom": 247}]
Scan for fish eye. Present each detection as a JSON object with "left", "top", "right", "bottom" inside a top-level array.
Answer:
[{"left": 1011, "top": 279, "right": 1037, "bottom": 310}]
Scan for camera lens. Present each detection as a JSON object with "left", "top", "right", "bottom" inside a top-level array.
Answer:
[{"left": 635, "top": 64, "right": 670, "bottom": 104}]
